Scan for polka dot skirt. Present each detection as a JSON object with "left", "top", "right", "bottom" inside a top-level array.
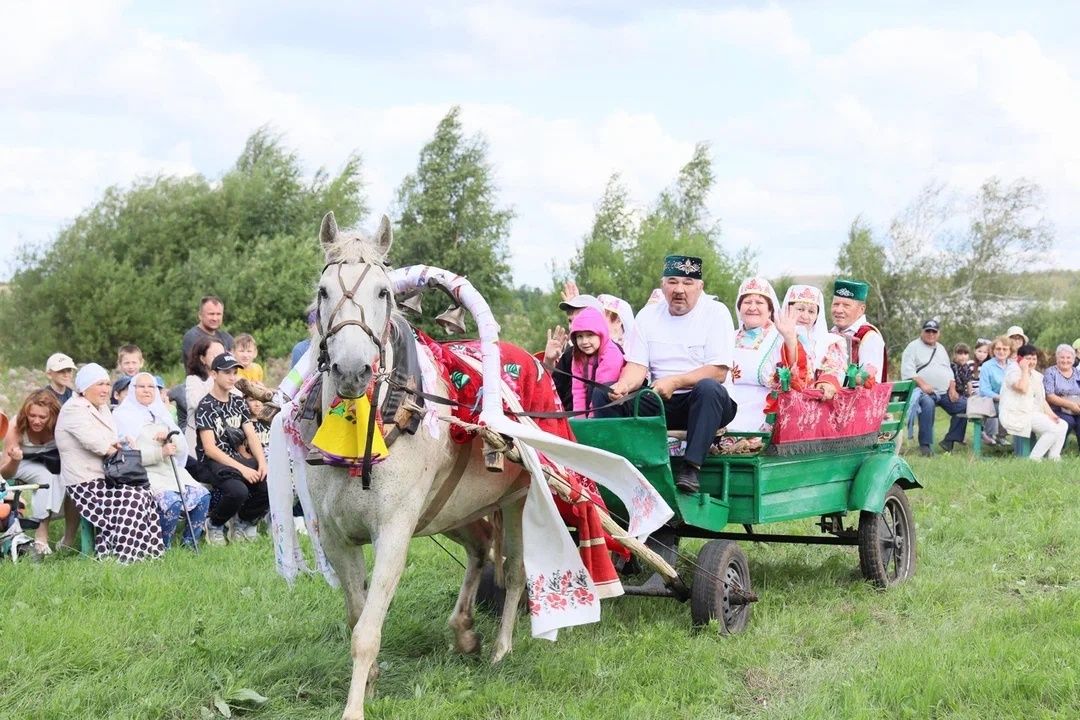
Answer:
[{"left": 67, "top": 480, "right": 165, "bottom": 563}]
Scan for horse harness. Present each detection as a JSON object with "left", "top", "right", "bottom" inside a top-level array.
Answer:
[{"left": 314, "top": 261, "right": 422, "bottom": 488}]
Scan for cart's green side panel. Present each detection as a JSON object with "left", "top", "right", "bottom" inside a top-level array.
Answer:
[{"left": 569, "top": 415, "right": 682, "bottom": 524}]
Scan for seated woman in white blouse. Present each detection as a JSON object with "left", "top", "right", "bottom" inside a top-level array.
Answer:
[{"left": 1000, "top": 344, "right": 1067, "bottom": 461}]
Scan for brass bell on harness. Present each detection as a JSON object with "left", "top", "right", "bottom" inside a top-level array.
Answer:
[
  {"left": 435, "top": 305, "right": 468, "bottom": 335},
  {"left": 399, "top": 293, "right": 424, "bottom": 316}
]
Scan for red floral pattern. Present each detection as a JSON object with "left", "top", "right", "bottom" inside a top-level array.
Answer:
[
  {"left": 772, "top": 383, "right": 893, "bottom": 445},
  {"left": 527, "top": 569, "right": 597, "bottom": 616}
]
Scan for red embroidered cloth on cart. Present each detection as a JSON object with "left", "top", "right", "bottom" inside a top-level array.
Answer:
[
  {"left": 771, "top": 382, "right": 893, "bottom": 445},
  {"left": 416, "top": 332, "right": 626, "bottom": 594}
]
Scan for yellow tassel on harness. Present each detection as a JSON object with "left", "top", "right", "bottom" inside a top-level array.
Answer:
[{"left": 311, "top": 395, "right": 390, "bottom": 464}]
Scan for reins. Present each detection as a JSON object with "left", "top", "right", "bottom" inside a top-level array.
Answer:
[{"left": 315, "top": 258, "right": 644, "bottom": 488}]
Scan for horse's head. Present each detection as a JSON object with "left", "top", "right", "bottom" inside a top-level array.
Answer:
[{"left": 315, "top": 211, "right": 396, "bottom": 399}]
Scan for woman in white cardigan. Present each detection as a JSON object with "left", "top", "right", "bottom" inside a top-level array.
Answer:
[
  {"left": 55, "top": 364, "right": 164, "bottom": 561},
  {"left": 999, "top": 344, "right": 1068, "bottom": 461}
]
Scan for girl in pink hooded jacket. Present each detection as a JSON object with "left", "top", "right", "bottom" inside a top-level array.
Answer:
[{"left": 569, "top": 307, "right": 626, "bottom": 417}]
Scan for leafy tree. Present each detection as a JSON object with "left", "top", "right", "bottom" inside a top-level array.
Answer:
[
  {"left": 392, "top": 106, "right": 514, "bottom": 333},
  {"left": 565, "top": 142, "right": 754, "bottom": 313},
  {"left": 834, "top": 178, "right": 1055, "bottom": 367},
  {"left": 0, "top": 129, "right": 366, "bottom": 370}
]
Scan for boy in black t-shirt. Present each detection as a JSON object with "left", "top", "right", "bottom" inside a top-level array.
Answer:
[{"left": 195, "top": 352, "right": 269, "bottom": 545}]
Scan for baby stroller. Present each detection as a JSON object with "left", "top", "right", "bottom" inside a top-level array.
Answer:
[{"left": 0, "top": 478, "right": 43, "bottom": 562}]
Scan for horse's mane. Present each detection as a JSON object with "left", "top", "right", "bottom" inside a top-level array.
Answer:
[{"left": 322, "top": 227, "right": 388, "bottom": 266}]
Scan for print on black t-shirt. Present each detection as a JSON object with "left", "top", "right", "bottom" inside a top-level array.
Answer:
[{"left": 194, "top": 393, "right": 253, "bottom": 462}]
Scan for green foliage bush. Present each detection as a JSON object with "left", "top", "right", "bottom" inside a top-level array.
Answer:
[{"left": 0, "top": 129, "right": 366, "bottom": 370}]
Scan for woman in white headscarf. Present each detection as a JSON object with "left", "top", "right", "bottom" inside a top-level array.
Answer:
[
  {"left": 597, "top": 293, "right": 636, "bottom": 347},
  {"left": 727, "top": 277, "right": 809, "bottom": 432},
  {"left": 114, "top": 372, "right": 210, "bottom": 548},
  {"left": 781, "top": 284, "right": 848, "bottom": 398},
  {"left": 55, "top": 363, "right": 164, "bottom": 562}
]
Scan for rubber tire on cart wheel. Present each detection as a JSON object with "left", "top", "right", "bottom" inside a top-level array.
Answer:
[
  {"left": 690, "top": 539, "right": 751, "bottom": 634},
  {"left": 858, "top": 483, "right": 917, "bottom": 588}
]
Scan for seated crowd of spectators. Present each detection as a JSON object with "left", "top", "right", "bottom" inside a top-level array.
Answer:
[
  {"left": 0, "top": 296, "right": 306, "bottom": 563},
  {"left": 900, "top": 323, "right": 1080, "bottom": 461}
]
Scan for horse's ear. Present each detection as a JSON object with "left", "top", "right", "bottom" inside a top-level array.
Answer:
[
  {"left": 320, "top": 211, "right": 339, "bottom": 250},
  {"left": 374, "top": 215, "right": 393, "bottom": 257}
]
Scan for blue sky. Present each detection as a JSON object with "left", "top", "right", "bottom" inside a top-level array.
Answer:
[{"left": 3, "top": 1, "right": 1079, "bottom": 288}]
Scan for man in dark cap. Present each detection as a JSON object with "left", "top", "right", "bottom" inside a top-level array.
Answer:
[
  {"left": 901, "top": 319, "right": 967, "bottom": 456},
  {"left": 830, "top": 278, "right": 886, "bottom": 382},
  {"left": 608, "top": 255, "right": 737, "bottom": 493}
]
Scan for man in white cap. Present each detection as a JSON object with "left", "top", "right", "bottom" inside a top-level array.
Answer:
[
  {"left": 901, "top": 319, "right": 967, "bottom": 456},
  {"left": 43, "top": 353, "right": 76, "bottom": 405}
]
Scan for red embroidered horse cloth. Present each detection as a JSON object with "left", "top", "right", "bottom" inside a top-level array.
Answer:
[
  {"left": 771, "top": 382, "right": 893, "bottom": 446},
  {"left": 417, "top": 333, "right": 625, "bottom": 594}
]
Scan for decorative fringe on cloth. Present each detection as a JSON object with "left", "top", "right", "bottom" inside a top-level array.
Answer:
[{"left": 767, "top": 432, "right": 880, "bottom": 456}]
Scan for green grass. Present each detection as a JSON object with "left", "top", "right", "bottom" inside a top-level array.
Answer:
[{"left": 4, "top": 448, "right": 1079, "bottom": 719}]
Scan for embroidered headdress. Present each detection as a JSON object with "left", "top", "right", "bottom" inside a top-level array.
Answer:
[{"left": 662, "top": 255, "right": 703, "bottom": 279}]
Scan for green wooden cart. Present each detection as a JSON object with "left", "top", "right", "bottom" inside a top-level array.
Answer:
[{"left": 568, "top": 380, "right": 920, "bottom": 633}]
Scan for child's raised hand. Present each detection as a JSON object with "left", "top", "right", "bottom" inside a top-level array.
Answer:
[{"left": 544, "top": 326, "right": 568, "bottom": 365}]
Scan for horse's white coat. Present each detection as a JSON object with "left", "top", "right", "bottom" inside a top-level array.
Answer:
[{"left": 309, "top": 213, "right": 529, "bottom": 720}]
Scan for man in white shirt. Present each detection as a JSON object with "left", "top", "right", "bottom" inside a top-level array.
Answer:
[
  {"left": 900, "top": 319, "right": 968, "bottom": 456},
  {"left": 830, "top": 279, "right": 886, "bottom": 383},
  {"left": 608, "top": 255, "right": 737, "bottom": 493}
]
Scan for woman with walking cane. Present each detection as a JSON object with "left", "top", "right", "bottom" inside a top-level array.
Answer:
[{"left": 115, "top": 373, "right": 209, "bottom": 548}]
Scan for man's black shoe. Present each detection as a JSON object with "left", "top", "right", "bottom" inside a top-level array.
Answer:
[
  {"left": 675, "top": 464, "right": 700, "bottom": 493},
  {"left": 939, "top": 440, "right": 954, "bottom": 453},
  {"left": 918, "top": 445, "right": 932, "bottom": 457}
]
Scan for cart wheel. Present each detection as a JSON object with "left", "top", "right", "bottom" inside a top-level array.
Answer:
[
  {"left": 858, "top": 483, "right": 916, "bottom": 587},
  {"left": 690, "top": 540, "right": 752, "bottom": 634}
]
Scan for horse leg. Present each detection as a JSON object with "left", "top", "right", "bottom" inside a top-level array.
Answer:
[
  {"left": 443, "top": 520, "right": 494, "bottom": 655},
  {"left": 340, "top": 521, "right": 415, "bottom": 720},
  {"left": 323, "top": 531, "right": 368, "bottom": 630},
  {"left": 491, "top": 495, "right": 526, "bottom": 664}
]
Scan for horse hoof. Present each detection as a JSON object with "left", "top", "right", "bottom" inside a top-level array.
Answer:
[
  {"left": 491, "top": 643, "right": 511, "bottom": 664},
  {"left": 454, "top": 629, "right": 482, "bottom": 655}
]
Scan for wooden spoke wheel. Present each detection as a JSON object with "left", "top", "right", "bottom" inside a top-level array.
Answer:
[
  {"left": 858, "top": 483, "right": 917, "bottom": 587},
  {"left": 690, "top": 539, "right": 752, "bottom": 634}
]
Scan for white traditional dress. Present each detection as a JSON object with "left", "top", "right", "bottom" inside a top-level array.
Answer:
[
  {"left": 727, "top": 277, "right": 808, "bottom": 432},
  {"left": 782, "top": 284, "right": 848, "bottom": 389}
]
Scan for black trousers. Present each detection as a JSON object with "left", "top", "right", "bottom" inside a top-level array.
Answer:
[
  {"left": 593, "top": 379, "right": 737, "bottom": 466},
  {"left": 205, "top": 456, "right": 269, "bottom": 526}
]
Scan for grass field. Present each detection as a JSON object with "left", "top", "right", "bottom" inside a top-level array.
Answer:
[{"left": 3, "top": 446, "right": 1079, "bottom": 719}]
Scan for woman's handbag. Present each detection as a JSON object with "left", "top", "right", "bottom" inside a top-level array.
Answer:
[
  {"left": 102, "top": 444, "right": 149, "bottom": 488},
  {"left": 23, "top": 447, "right": 62, "bottom": 475},
  {"left": 966, "top": 395, "right": 997, "bottom": 418}
]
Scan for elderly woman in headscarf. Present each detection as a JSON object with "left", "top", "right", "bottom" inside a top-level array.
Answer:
[
  {"left": 54, "top": 363, "right": 164, "bottom": 562},
  {"left": 114, "top": 372, "right": 210, "bottom": 548},
  {"left": 596, "top": 293, "right": 636, "bottom": 348},
  {"left": 727, "top": 277, "right": 809, "bottom": 432},
  {"left": 781, "top": 284, "right": 848, "bottom": 398}
]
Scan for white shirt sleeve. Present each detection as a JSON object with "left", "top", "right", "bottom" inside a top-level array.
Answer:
[
  {"left": 860, "top": 329, "right": 886, "bottom": 381},
  {"left": 899, "top": 341, "right": 917, "bottom": 380},
  {"left": 703, "top": 301, "right": 735, "bottom": 368},
  {"left": 624, "top": 311, "right": 650, "bottom": 367}
]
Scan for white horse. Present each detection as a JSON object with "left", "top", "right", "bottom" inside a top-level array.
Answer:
[{"left": 310, "top": 212, "right": 528, "bottom": 720}]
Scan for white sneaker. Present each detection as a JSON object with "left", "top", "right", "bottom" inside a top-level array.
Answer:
[
  {"left": 206, "top": 524, "right": 228, "bottom": 546},
  {"left": 234, "top": 520, "right": 259, "bottom": 541}
]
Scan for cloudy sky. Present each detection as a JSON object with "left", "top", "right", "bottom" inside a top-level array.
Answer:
[{"left": 3, "top": 1, "right": 1078, "bottom": 287}]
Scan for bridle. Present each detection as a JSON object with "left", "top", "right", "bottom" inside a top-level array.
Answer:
[
  {"left": 316, "top": 261, "right": 393, "bottom": 376},
  {"left": 315, "top": 259, "right": 394, "bottom": 489}
]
